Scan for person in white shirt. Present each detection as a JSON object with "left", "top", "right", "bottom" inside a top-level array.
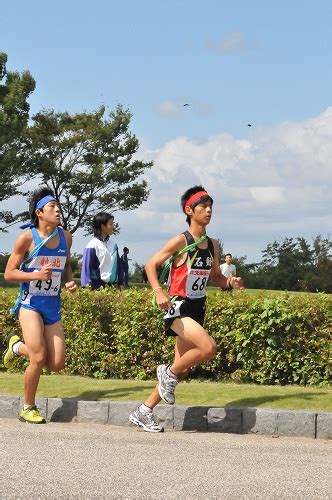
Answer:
[
  {"left": 220, "top": 253, "right": 244, "bottom": 290},
  {"left": 220, "top": 253, "right": 236, "bottom": 278}
]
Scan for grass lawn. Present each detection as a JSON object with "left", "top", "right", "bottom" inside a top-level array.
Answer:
[
  {"left": 0, "top": 279, "right": 323, "bottom": 296},
  {"left": 0, "top": 372, "right": 330, "bottom": 411}
]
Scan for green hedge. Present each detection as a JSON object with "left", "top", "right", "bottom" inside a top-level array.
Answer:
[{"left": 0, "top": 288, "right": 331, "bottom": 385}]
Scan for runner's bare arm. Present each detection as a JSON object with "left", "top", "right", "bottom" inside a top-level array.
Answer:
[
  {"left": 145, "top": 234, "right": 187, "bottom": 310},
  {"left": 4, "top": 232, "right": 53, "bottom": 283}
]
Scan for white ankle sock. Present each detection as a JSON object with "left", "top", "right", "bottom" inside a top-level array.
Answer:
[
  {"left": 166, "top": 366, "right": 177, "bottom": 379},
  {"left": 23, "top": 404, "right": 34, "bottom": 410},
  {"left": 139, "top": 404, "right": 152, "bottom": 414},
  {"left": 13, "top": 341, "right": 22, "bottom": 356}
]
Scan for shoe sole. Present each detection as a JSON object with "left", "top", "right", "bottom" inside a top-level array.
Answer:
[
  {"left": 157, "top": 365, "right": 175, "bottom": 405},
  {"left": 2, "top": 333, "right": 19, "bottom": 369},
  {"left": 2, "top": 333, "right": 13, "bottom": 367},
  {"left": 19, "top": 416, "right": 46, "bottom": 424},
  {"left": 2, "top": 350, "right": 15, "bottom": 370},
  {"left": 129, "top": 414, "right": 164, "bottom": 433}
]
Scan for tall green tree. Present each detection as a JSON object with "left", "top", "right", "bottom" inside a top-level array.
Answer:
[
  {"left": 257, "top": 235, "right": 331, "bottom": 292},
  {"left": 312, "top": 234, "right": 331, "bottom": 265},
  {"left": 259, "top": 237, "right": 306, "bottom": 290},
  {"left": 28, "top": 105, "right": 153, "bottom": 233},
  {"left": 303, "top": 235, "right": 332, "bottom": 293},
  {"left": 0, "top": 252, "right": 10, "bottom": 273},
  {"left": 130, "top": 262, "right": 146, "bottom": 283},
  {"left": 230, "top": 255, "right": 259, "bottom": 288},
  {"left": 217, "top": 239, "right": 224, "bottom": 262},
  {"left": 0, "top": 53, "right": 35, "bottom": 227}
]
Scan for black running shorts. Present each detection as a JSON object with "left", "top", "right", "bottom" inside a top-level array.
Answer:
[{"left": 163, "top": 296, "right": 207, "bottom": 337}]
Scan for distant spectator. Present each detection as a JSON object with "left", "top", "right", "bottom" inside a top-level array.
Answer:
[
  {"left": 81, "top": 212, "right": 124, "bottom": 290},
  {"left": 121, "top": 247, "right": 131, "bottom": 287},
  {"left": 220, "top": 253, "right": 236, "bottom": 279},
  {"left": 141, "top": 268, "right": 148, "bottom": 283},
  {"left": 220, "top": 253, "right": 244, "bottom": 291}
]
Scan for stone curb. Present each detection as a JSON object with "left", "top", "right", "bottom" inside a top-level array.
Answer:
[{"left": 0, "top": 395, "right": 331, "bottom": 439}]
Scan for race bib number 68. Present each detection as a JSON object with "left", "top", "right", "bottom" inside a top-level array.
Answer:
[
  {"left": 164, "top": 300, "right": 183, "bottom": 320},
  {"left": 186, "top": 269, "right": 210, "bottom": 298}
]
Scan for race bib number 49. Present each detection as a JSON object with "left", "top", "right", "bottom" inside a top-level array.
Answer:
[{"left": 28, "top": 271, "right": 61, "bottom": 296}]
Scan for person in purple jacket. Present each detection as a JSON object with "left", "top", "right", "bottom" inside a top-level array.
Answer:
[{"left": 80, "top": 212, "right": 124, "bottom": 290}]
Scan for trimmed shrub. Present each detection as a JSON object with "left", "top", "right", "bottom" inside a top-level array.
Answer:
[
  {"left": 0, "top": 287, "right": 331, "bottom": 384},
  {"left": 202, "top": 292, "right": 331, "bottom": 385}
]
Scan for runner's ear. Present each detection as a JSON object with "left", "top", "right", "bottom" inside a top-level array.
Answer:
[{"left": 184, "top": 206, "right": 193, "bottom": 217}]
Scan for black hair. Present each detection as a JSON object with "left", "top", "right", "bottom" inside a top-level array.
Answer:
[
  {"left": 181, "top": 185, "right": 213, "bottom": 225},
  {"left": 123, "top": 247, "right": 129, "bottom": 252},
  {"left": 29, "top": 187, "right": 55, "bottom": 227},
  {"left": 225, "top": 253, "right": 232, "bottom": 258},
  {"left": 92, "top": 212, "right": 114, "bottom": 237}
]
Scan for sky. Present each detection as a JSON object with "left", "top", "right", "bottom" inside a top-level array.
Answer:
[{"left": 1, "top": 0, "right": 332, "bottom": 269}]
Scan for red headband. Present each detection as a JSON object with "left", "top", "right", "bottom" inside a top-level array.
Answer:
[{"left": 185, "top": 191, "right": 209, "bottom": 209}]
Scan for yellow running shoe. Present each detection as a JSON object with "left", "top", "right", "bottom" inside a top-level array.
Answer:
[
  {"left": 2, "top": 333, "right": 21, "bottom": 369},
  {"left": 19, "top": 406, "right": 46, "bottom": 424}
]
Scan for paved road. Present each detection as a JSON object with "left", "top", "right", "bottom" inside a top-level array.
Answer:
[{"left": 0, "top": 419, "right": 331, "bottom": 499}]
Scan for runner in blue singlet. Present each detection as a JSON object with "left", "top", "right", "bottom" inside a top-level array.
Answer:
[
  {"left": 19, "top": 225, "right": 68, "bottom": 325},
  {"left": 2, "top": 187, "right": 77, "bottom": 424}
]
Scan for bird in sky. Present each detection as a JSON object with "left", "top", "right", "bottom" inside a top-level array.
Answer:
[
  {"left": 247, "top": 123, "right": 252, "bottom": 127},
  {"left": 183, "top": 103, "right": 190, "bottom": 107}
]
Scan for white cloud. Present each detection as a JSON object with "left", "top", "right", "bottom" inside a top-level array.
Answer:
[
  {"left": 125, "top": 107, "right": 332, "bottom": 264},
  {"left": 154, "top": 100, "right": 212, "bottom": 119},
  {"left": 205, "top": 32, "right": 248, "bottom": 54},
  {"left": 1, "top": 108, "right": 331, "bottom": 269},
  {"left": 249, "top": 187, "right": 285, "bottom": 205},
  {"left": 154, "top": 101, "right": 181, "bottom": 117}
]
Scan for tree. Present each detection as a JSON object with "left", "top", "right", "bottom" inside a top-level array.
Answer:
[
  {"left": 27, "top": 105, "right": 153, "bottom": 233},
  {"left": 231, "top": 255, "right": 260, "bottom": 289},
  {"left": 312, "top": 235, "right": 331, "bottom": 266},
  {"left": 70, "top": 253, "right": 82, "bottom": 278},
  {"left": 303, "top": 235, "right": 332, "bottom": 293},
  {"left": 257, "top": 235, "right": 331, "bottom": 292},
  {"left": 0, "top": 52, "right": 35, "bottom": 227},
  {"left": 217, "top": 239, "right": 224, "bottom": 262},
  {"left": 130, "top": 262, "right": 146, "bottom": 283},
  {"left": 258, "top": 237, "right": 306, "bottom": 290},
  {"left": 0, "top": 252, "right": 10, "bottom": 273}
]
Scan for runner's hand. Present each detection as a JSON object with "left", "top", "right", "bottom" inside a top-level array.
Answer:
[
  {"left": 65, "top": 281, "right": 77, "bottom": 293},
  {"left": 155, "top": 289, "right": 171, "bottom": 310},
  {"left": 37, "top": 263, "right": 53, "bottom": 280},
  {"left": 230, "top": 277, "right": 244, "bottom": 290}
]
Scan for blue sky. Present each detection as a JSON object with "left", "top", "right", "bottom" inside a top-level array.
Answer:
[{"left": 1, "top": 0, "right": 332, "bottom": 266}]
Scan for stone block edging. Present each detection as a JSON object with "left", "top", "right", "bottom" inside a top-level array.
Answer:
[{"left": 0, "top": 396, "right": 331, "bottom": 439}]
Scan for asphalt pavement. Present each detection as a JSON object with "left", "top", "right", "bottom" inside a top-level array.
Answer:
[{"left": 0, "top": 419, "right": 331, "bottom": 499}]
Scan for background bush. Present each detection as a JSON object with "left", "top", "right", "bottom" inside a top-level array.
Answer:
[{"left": 0, "top": 287, "right": 331, "bottom": 385}]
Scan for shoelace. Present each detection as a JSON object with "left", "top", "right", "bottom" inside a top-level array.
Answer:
[
  {"left": 146, "top": 413, "right": 159, "bottom": 428},
  {"left": 165, "top": 375, "right": 178, "bottom": 391},
  {"left": 26, "top": 406, "right": 39, "bottom": 417}
]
